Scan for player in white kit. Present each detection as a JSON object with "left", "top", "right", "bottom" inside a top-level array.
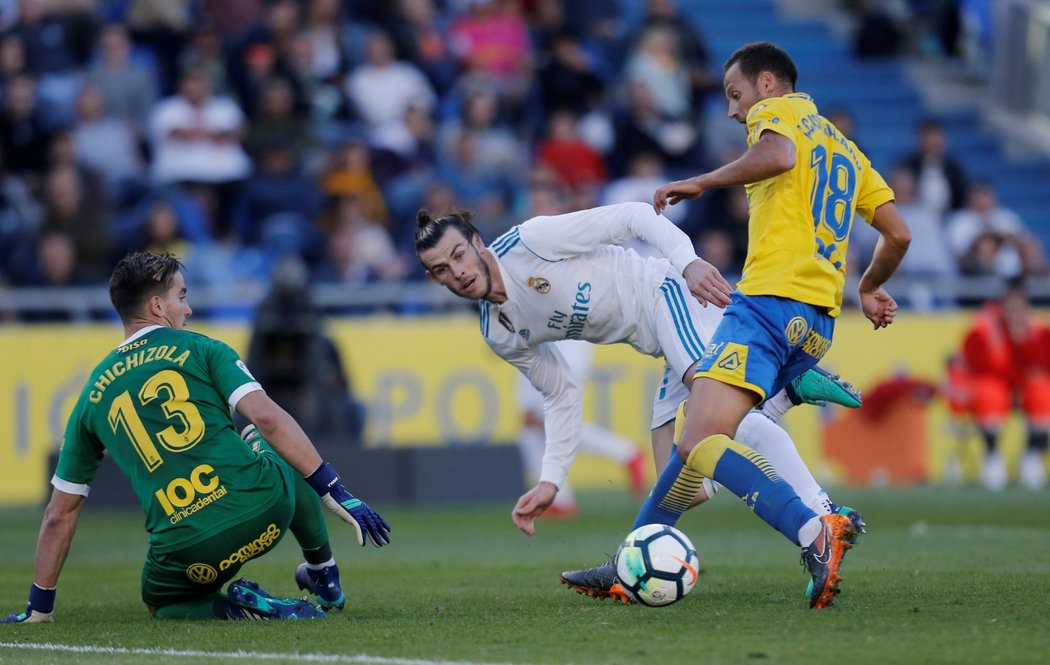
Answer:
[{"left": 415, "top": 202, "right": 861, "bottom": 537}]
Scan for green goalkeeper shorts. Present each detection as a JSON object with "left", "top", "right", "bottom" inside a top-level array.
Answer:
[{"left": 141, "top": 498, "right": 295, "bottom": 608}]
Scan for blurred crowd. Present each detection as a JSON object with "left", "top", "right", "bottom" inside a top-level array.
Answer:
[
  {"left": 848, "top": 0, "right": 993, "bottom": 62},
  {"left": 847, "top": 116, "right": 1047, "bottom": 310},
  {"left": 0, "top": 0, "right": 1042, "bottom": 321},
  {"left": 0, "top": 0, "right": 727, "bottom": 311}
]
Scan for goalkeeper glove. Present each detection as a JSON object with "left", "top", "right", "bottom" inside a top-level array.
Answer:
[
  {"left": 1, "top": 583, "right": 56, "bottom": 623},
  {"left": 305, "top": 462, "right": 391, "bottom": 547}
]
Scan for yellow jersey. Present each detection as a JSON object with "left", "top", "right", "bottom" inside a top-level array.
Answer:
[{"left": 736, "top": 93, "right": 894, "bottom": 316}]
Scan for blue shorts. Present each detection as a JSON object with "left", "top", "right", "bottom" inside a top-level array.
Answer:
[{"left": 694, "top": 293, "right": 835, "bottom": 402}]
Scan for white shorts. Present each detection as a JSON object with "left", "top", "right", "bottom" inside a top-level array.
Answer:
[
  {"left": 649, "top": 274, "right": 723, "bottom": 429},
  {"left": 651, "top": 365, "right": 690, "bottom": 430}
]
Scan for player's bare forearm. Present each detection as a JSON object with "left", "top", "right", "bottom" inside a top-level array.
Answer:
[
  {"left": 859, "top": 236, "right": 907, "bottom": 294},
  {"left": 257, "top": 410, "right": 324, "bottom": 475},
  {"left": 33, "top": 490, "right": 84, "bottom": 588},
  {"left": 860, "top": 203, "right": 912, "bottom": 294},
  {"left": 653, "top": 133, "right": 794, "bottom": 213},
  {"left": 237, "top": 391, "right": 323, "bottom": 475},
  {"left": 857, "top": 204, "right": 910, "bottom": 329},
  {"left": 701, "top": 132, "right": 796, "bottom": 189}
]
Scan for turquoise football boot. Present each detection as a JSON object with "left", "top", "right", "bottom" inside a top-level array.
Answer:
[
  {"left": 788, "top": 367, "right": 863, "bottom": 408},
  {"left": 225, "top": 578, "right": 325, "bottom": 620}
]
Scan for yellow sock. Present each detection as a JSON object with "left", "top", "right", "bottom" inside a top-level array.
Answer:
[
  {"left": 685, "top": 434, "right": 732, "bottom": 477},
  {"left": 657, "top": 463, "right": 706, "bottom": 514},
  {"left": 686, "top": 434, "right": 781, "bottom": 479}
]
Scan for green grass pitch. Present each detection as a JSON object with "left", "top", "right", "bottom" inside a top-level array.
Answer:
[{"left": 2, "top": 486, "right": 1049, "bottom": 665}]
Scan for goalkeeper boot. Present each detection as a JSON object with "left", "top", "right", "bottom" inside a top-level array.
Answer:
[
  {"left": 787, "top": 366, "right": 863, "bottom": 409},
  {"left": 560, "top": 557, "right": 634, "bottom": 605},
  {"left": 295, "top": 562, "right": 346, "bottom": 610},
  {"left": 800, "top": 514, "right": 856, "bottom": 609},
  {"left": 225, "top": 578, "right": 326, "bottom": 620}
]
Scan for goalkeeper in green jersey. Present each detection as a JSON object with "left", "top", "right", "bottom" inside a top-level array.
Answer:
[{"left": 2, "top": 251, "right": 391, "bottom": 622}]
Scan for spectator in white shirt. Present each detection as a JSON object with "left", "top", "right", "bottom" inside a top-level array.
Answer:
[
  {"left": 149, "top": 67, "right": 251, "bottom": 186},
  {"left": 345, "top": 28, "right": 436, "bottom": 132},
  {"left": 899, "top": 118, "right": 967, "bottom": 218},
  {"left": 890, "top": 167, "right": 955, "bottom": 277},
  {"left": 947, "top": 180, "right": 1043, "bottom": 278}
]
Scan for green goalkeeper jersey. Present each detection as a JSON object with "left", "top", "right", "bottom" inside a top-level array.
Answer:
[{"left": 55, "top": 325, "right": 289, "bottom": 553}]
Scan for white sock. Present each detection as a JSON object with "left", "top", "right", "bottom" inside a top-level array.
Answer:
[
  {"left": 799, "top": 516, "right": 823, "bottom": 547},
  {"left": 579, "top": 422, "right": 636, "bottom": 463},
  {"left": 813, "top": 490, "right": 834, "bottom": 515},
  {"left": 736, "top": 411, "right": 826, "bottom": 514},
  {"left": 758, "top": 390, "right": 793, "bottom": 423}
]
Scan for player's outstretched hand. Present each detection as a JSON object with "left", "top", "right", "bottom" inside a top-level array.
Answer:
[
  {"left": 0, "top": 584, "right": 55, "bottom": 623},
  {"left": 306, "top": 462, "right": 392, "bottom": 547},
  {"left": 653, "top": 177, "right": 706, "bottom": 215},
  {"left": 683, "top": 258, "right": 732, "bottom": 308},
  {"left": 325, "top": 488, "right": 392, "bottom": 547},
  {"left": 860, "top": 287, "right": 898, "bottom": 329},
  {"left": 511, "top": 481, "right": 558, "bottom": 536}
]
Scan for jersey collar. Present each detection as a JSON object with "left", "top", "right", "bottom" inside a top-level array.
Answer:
[
  {"left": 117, "top": 324, "right": 164, "bottom": 349},
  {"left": 487, "top": 250, "right": 518, "bottom": 307}
]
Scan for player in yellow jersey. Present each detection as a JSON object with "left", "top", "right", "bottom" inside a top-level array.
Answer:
[
  {"left": 563, "top": 42, "right": 910, "bottom": 609},
  {"left": 656, "top": 41, "right": 910, "bottom": 607}
]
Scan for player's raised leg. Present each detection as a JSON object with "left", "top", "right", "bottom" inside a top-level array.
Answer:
[
  {"left": 667, "top": 378, "right": 855, "bottom": 608},
  {"left": 564, "top": 378, "right": 855, "bottom": 608},
  {"left": 564, "top": 376, "right": 861, "bottom": 603}
]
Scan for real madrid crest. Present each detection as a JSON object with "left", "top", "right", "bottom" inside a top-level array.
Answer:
[{"left": 528, "top": 276, "right": 550, "bottom": 294}]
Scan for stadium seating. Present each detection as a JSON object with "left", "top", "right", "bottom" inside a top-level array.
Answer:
[{"left": 621, "top": 0, "right": 1050, "bottom": 249}]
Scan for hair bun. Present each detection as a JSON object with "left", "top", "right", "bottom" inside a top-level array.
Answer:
[{"left": 416, "top": 209, "right": 432, "bottom": 229}]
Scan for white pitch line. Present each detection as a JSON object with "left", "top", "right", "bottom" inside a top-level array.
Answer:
[{"left": 0, "top": 642, "right": 521, "bottom": 665}]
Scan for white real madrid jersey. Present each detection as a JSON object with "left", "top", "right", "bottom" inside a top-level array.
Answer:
[{"left": 478, "top": 203, "right": 703, "bottom": 487}]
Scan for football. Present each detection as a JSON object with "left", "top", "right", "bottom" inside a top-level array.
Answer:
[{"left": 615, "top": 524, "right": 699, "bottom": 607}]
